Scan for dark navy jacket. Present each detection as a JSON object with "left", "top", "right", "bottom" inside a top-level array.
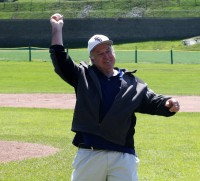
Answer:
[{"left": 50, "top": 45, "right": 175, "bottom": 148}]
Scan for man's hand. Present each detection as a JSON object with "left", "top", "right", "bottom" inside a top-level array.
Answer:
[
  {"left": 165, "top": 98, "right": 180, "bottom": 112},
  {"left": 50, "top": 13, "right": 64, "bottom": 46},
  {"left": 50, "top": 13, "right": 64, "bottom": 32}
]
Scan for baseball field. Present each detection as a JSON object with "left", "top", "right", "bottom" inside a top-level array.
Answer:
[{"left": 0, "top": 50, "right": 200, "bottom": 180}]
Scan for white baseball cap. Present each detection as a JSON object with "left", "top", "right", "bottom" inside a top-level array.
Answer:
[{"left": 88, "top": 34, "right": 113, "bottom": 53}]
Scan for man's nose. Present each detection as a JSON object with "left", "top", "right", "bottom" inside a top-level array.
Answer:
[{"left": 103, "top": 52, "right": 110, "bottom": 58}]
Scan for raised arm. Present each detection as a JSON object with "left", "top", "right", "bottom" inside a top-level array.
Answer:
[
  {"left": 49, "top": 13, "right": 81, "bottom": 88},
  {"left": 50, "top": 13, "right": 64, "bottom": 46}
]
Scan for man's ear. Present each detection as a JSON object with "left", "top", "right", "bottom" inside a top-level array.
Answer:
[
  {"left": 90, "top": 58, "right": 94, "bottom": 63},
  {"left": 90, "top": 56, "right": 94, "bottom": 64}
]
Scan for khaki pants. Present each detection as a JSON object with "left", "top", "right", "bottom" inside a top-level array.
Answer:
[{"left": 71, "top": 148, "right": 139, "bottom": 181}]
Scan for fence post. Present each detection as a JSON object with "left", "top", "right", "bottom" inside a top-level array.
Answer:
[
  {"left": 29, "top": 44, "right": 32, "bottom": 62},
  {"left": 177, "top": 0, "right": 180, "bottom": 6},
  {"left": 30, "top": 0, "right": 32, "bottom": 11},
  {"left": 113, "top": 0, "right": 115, "bottom": 8},
  {"left": 135, "top": 46, "right": 138, "bottom": 63},
  {"left": 3, "top": 0, "right": 5, "bottom": 9},
  {"left": 43, "top": 0, "right": 46, "bottom": 11},
  {"left": 145, "top": 0, "right": 147, "bottom": 9},
  {"left": 170, "top": 48, "right": 173, "bottom": 64}
]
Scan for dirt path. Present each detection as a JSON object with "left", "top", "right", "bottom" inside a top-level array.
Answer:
[
  {"left": 0, "top": 94, "right": 199, "bottom": 112},
  {"left": 0, "top": 141, "right": 59, "bottom": 163},
  {"left": 0, "top": 93, "right": 76, "bottom": 109}
]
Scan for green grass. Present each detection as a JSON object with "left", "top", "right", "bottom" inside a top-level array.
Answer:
[
  {"left": 0, "top": 61, "right": 199, "bottom": 95},
  {"left": 123, "top": 63, "right": 200, "bottom": 95},
  {"left": 0, "top": 108, "right": 199, "bottom": 180},
  {"left": 114, "top": 40, "right": 200, "bottom": 51},
  {"left": 0, "top": 108, "right": 75, "bottom": 181},
  {"left": 135, "top": 112, "right": 200, "bottom": 181},
  {"left": 0, "top": 61, "right": 74, "bottom": 93},
  {"left": 1, "top": 0, "right": 200, "bottom": 19}
]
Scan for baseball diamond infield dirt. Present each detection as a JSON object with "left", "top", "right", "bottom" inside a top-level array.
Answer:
[{"left": 0, "top": 93, "right": 199, "bottom": 163}]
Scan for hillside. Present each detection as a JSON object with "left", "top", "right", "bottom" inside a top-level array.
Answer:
[{"left": 1, "top": 0, "right": 200, "bottom": 19}]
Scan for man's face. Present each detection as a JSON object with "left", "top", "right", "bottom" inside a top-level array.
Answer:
[{"left": 90, "top": 44, "right": 115, "bottom": 74}]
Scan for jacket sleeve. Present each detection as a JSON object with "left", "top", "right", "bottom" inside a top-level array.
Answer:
[
  {"left": 49, "top": 45, "right": 80, "bottom": 88},
  {"left": 137, "top": 87, "right": 176, "bottom": 117}
]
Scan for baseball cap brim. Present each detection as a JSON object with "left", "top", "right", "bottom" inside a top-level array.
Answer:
[{"left": 90, "top": 40, "right": 113, "bottom": 52}]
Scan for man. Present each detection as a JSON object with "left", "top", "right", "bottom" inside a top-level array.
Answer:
[{"left": 49, "top": 13, "right": 180, "bottom": 181}]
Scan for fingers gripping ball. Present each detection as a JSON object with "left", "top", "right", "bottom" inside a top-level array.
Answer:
[
  {"left": 50, "top": 13, "right": 64, "bottom": 32},
  {"left": 51, "top": 13, "right": 63, "bottom": 22},
  {"left": 165, "top": 98, "right": 180, "bottom": 112},
  {"left": 50, "top": 13, "right": 64, "bottom": 27}
]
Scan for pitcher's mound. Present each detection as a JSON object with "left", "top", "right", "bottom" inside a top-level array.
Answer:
[{"left": 0, "top": 141, "right": 59, "bottom": 163}]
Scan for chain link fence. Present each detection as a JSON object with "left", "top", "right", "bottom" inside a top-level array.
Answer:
[{"left": 0, "top": 47, "right": 200, "bottom": 64}]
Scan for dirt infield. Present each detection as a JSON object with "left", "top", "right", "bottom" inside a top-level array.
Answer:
[
  {"left": 0, "top": 93, "right": 199, "bottom": 112},
  {"left": 0, "top": 93, "right": 199, "bottom": 163},
  {"left": 0, "top": 141, "right": 59, "bottom": 163}
]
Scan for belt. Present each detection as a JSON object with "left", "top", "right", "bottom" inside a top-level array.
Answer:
[{"left": 79, "top": 144, "right": 100, "bottom": 151}]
